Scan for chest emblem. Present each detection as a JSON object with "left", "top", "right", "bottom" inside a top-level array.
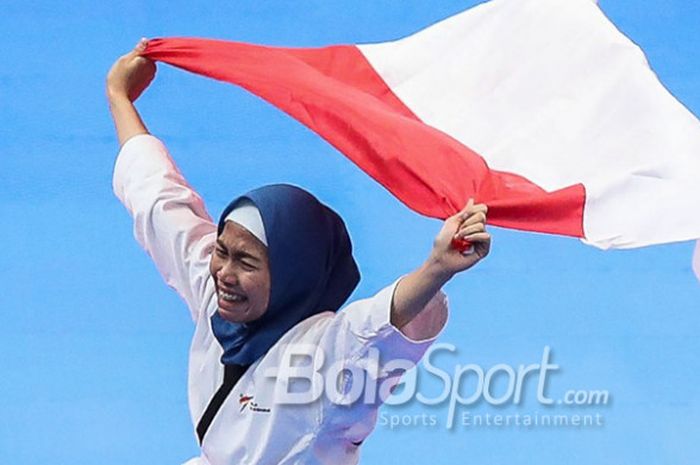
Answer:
[{"left": 239, "top": 393, "right": 271, "bottom": 414}]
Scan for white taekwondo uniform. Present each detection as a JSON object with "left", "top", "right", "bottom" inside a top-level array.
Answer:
[{"left": 113, "top": 134, "right": 448, "bottom": 465}]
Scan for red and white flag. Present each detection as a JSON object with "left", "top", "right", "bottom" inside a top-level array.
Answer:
[{"left": 143, "top": 0, "right": 700, "bottom": 277}]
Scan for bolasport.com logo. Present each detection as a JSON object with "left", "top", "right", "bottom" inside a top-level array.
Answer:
[{"left": 264, "top": 344, "right": 611, "bottom": 430}]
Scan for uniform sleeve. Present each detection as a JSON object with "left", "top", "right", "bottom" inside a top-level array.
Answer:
[
  {"left": 112, "top": 134, "right": 217, "bottom": 321},
  {"left": 313, "top": 279, "right": 448, "bottom": 444},
  {"left": 333, "top": 278, "right": 448, "bottom": 364}
]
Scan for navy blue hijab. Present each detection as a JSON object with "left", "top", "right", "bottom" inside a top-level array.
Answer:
[{"left": 210, "top": 184, "right": 360, "bottom": 365}]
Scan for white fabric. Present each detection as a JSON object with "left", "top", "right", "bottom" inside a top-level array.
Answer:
[
  {"left": 225, "top": 200, "right": 268, "bottom": 246},
  {"left": 359, "top": 0, "right": 700, "bottom": 250},
  {"left": 113, "top": 135, "right": 448, "bottom": 465}
]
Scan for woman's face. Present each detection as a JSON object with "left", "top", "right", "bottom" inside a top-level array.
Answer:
[{"left": 210, "top": 221, "right": 271, "bottom": 323}]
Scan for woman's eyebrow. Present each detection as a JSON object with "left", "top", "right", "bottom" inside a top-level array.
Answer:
[
  {"left": 217, "top": 240, "right": 262, "bottom": 262},
  {"left": 232, "top": 250, "right": 262, "bottom": 263}
]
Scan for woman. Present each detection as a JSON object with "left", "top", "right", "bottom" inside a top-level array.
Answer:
[{"left": 107, "top": 39, "right": 490, "bottom": 465}]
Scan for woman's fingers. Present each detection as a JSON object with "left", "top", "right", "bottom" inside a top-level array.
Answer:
[
  {"left": 460, "top": 232, "right": 490, "bottom": 243},
  {"left": 450, "top": 199, "right": 488, "bottom": 222},
  {"left": 135, "top": 37, "right": 149, "bottom": 54},
  {"left": 467, "top": 232, "right": 491, "bottom": 258},
  {"left": 461, "top": 210, "right": 487, "bottom": 226},
  {"left": 449, "top": 200, "right": 488, "bottom": 240},
  {"left": 457, "top": 222, "right": 485, "bottom": 237},
  {"left": 457, "top": 200, "right": 487, "bottom": 220},
  {"left": 447, "top": 198, "right": 473, "bottom": 226},
  {"left": 458, "top": 198, "right": 475, "bottom": 218},
  {"left": 438, "top": 200, "right": 492, "bottom": 272},
  {"left": 447, "top": 199, "right": 489, "bottom": 255}
]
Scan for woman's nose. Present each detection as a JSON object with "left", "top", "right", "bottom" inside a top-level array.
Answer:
[{"left": 217, "top": 262, "right": 239, "bottom": 286}]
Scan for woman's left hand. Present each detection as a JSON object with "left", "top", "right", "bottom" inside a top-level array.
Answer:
[{"left": 426, "top": 199, "right": 491, "bottom": 279}]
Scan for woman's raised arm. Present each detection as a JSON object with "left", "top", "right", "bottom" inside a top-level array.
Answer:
[
  {"left": 108, "top": 40, "right": 217, "bottom": 322},
  {"left": 106, "top": 38, "right": 155, "bottom": 146},
  {"left": 390, "top": 199, "right": 491, "bottom": 339}
]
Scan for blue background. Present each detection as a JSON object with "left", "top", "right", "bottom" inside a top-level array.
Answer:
[{"left": 1, "top": 0, "right": 698, "bottom": 463}]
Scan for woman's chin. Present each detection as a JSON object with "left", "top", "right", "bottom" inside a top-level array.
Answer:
[{"left": 217, "top": 298, "right": 249, "bottom": 322}]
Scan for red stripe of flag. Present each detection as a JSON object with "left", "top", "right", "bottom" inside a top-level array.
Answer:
[{"left": 144, "top": 37, "right": 585, "bottom": 238}]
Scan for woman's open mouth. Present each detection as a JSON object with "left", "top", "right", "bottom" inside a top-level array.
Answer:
[{"left": 219, "top": 290, "right": 247, "bottom": 303}]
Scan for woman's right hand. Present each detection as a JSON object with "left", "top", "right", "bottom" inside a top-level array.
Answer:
[{"left": 106, "top": 38, "right": 156, "bottom": 103}]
